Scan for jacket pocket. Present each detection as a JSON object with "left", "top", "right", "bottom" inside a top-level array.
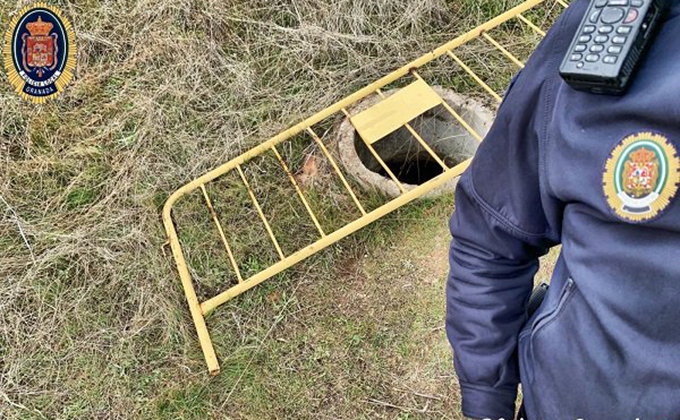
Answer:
[
  {"left": 523, "top": 277, "right": 577, "bottom": 385},
  {"left": 531, "top": 277, "right": 576, "bottom": 340}
]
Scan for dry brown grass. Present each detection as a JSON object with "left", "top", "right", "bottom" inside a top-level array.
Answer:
[{"left": 0, "top": 0, "right": 563, "bottom": 418}]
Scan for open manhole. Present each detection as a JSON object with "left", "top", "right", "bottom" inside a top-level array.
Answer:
[{"left": 336, "top": 86, "right": 494, "bottom": 198}]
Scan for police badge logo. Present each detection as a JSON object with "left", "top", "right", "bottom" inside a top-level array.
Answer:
[
  {"left": 2, "top": 3, "right": 77, "bottom": 104},
  {"left": 603, "top": 132, "right": 680, "bottom": 223}
]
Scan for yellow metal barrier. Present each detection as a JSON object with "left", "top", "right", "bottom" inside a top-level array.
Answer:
[{"left": 163, "top": 0, "right": 569, "bottom": 375}]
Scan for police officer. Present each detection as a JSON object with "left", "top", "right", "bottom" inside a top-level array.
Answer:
[{"left": 445, "top": 0, "right": 680, "bottom": 418}]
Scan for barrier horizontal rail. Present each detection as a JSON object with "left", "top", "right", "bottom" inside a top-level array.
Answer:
[{"left": 162, "top": 0, "right": 569, "bottom": 375}]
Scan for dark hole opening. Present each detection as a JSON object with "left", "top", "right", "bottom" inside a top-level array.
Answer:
[
  {"left": 348, "top": 99, "right": 486, "bottom": 191},
  {"left": 377, "top": 156, "right": 443, "bottom": 185}
]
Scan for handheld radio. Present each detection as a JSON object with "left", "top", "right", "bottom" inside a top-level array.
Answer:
[{"left": 559, "top": 0, "right": 672, "bottom": 95}]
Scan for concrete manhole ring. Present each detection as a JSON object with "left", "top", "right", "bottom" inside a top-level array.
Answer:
[{"left": 336, "top": 86, "right": 495, "bottom": 199}]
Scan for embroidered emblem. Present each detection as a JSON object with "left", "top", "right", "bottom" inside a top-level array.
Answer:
[
  {"left": 3, "top": 3, "right": 77, "bottom": 104},
  {"left": 603, "top": 132, "right": 680, "bottom": 222}
]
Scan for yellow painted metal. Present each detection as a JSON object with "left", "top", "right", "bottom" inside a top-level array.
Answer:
[
  {"left": 162, "top": 0, "right": 561, "bottom": 375},
  {"left": 164, "top": 217, "right": 220, "bottom": 373},
  {"left": 482, "top": 32, "right": 526, "bottom": 69},
  {"left": 352, "top": 79, "right": 442, "bottom": 145},
  {"left": 374, "top": 87, "right": 449, "bottom": 171},
  {"left": 236, "top": 164, "right": 285, "bottom": 260},
  {"left": 200, "top": 159, "right": 471, "bottom": 315},
  {"left": 405, "top": 123, "right": 448, "bottom": 169},
  {"left": 342, "top": 107, "right": 407, "bottom": 193},
  {"left": 447, "top": 51, "right": 503, "bottom": 103},
  {"left": 439, "top": 100, "right": 484, "bottom": 142},
  {"left": 307, "top": 127, "right": 368, "bottom": 216},
  {"left": 410, "top": 70, "right": 485, "bottom": 143},
  {"left": 271, "top": 145, "right": 326, "bottom": 237},
  {"left": 517, "top": 13, "right": 547, "bottom": 36},
  {"left": 200, "top": 185, "right": 244, "bottom": 283}
]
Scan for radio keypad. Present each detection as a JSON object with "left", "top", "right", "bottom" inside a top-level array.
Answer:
[
  {"left": 560, "top": 0, "right": 669, "bottom": 94},
  {"left": 568, "top": 0, "right": 645, "bottom": 66}
]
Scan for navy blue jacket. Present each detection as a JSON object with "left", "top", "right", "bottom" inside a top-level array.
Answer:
[{"left": 446, "top": 1, "right": 680, "bottom": 418}]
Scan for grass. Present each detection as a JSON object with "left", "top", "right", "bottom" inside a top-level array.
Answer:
[{"left": 0, "top": 0, "right": 563, "bottom": 418}]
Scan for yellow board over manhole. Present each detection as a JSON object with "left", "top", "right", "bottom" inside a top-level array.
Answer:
[
  {"left": 162, "top": 0, "right": 570, "bottom": 375},
  {"left": 351, "top": 79, "right": 443, "bottom": 145}
]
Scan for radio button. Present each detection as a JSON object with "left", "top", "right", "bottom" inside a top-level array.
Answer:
[
  {"left": 590, "top": 9, "right": 604, "bottom": 23},
  {"left": 601, "top": 7, "right": 626, "bottom": 24},
  {"left": 624, "top": 8, "right": 639, "bottom": 23}
]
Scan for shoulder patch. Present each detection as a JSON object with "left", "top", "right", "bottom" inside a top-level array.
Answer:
[{"left": 603, "top": 132, "right": 680, "bottom": 223}]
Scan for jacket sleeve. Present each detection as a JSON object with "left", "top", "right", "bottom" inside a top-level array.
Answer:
[{"left": 445, "top": 3, "right": 584, "bottom": 418}]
